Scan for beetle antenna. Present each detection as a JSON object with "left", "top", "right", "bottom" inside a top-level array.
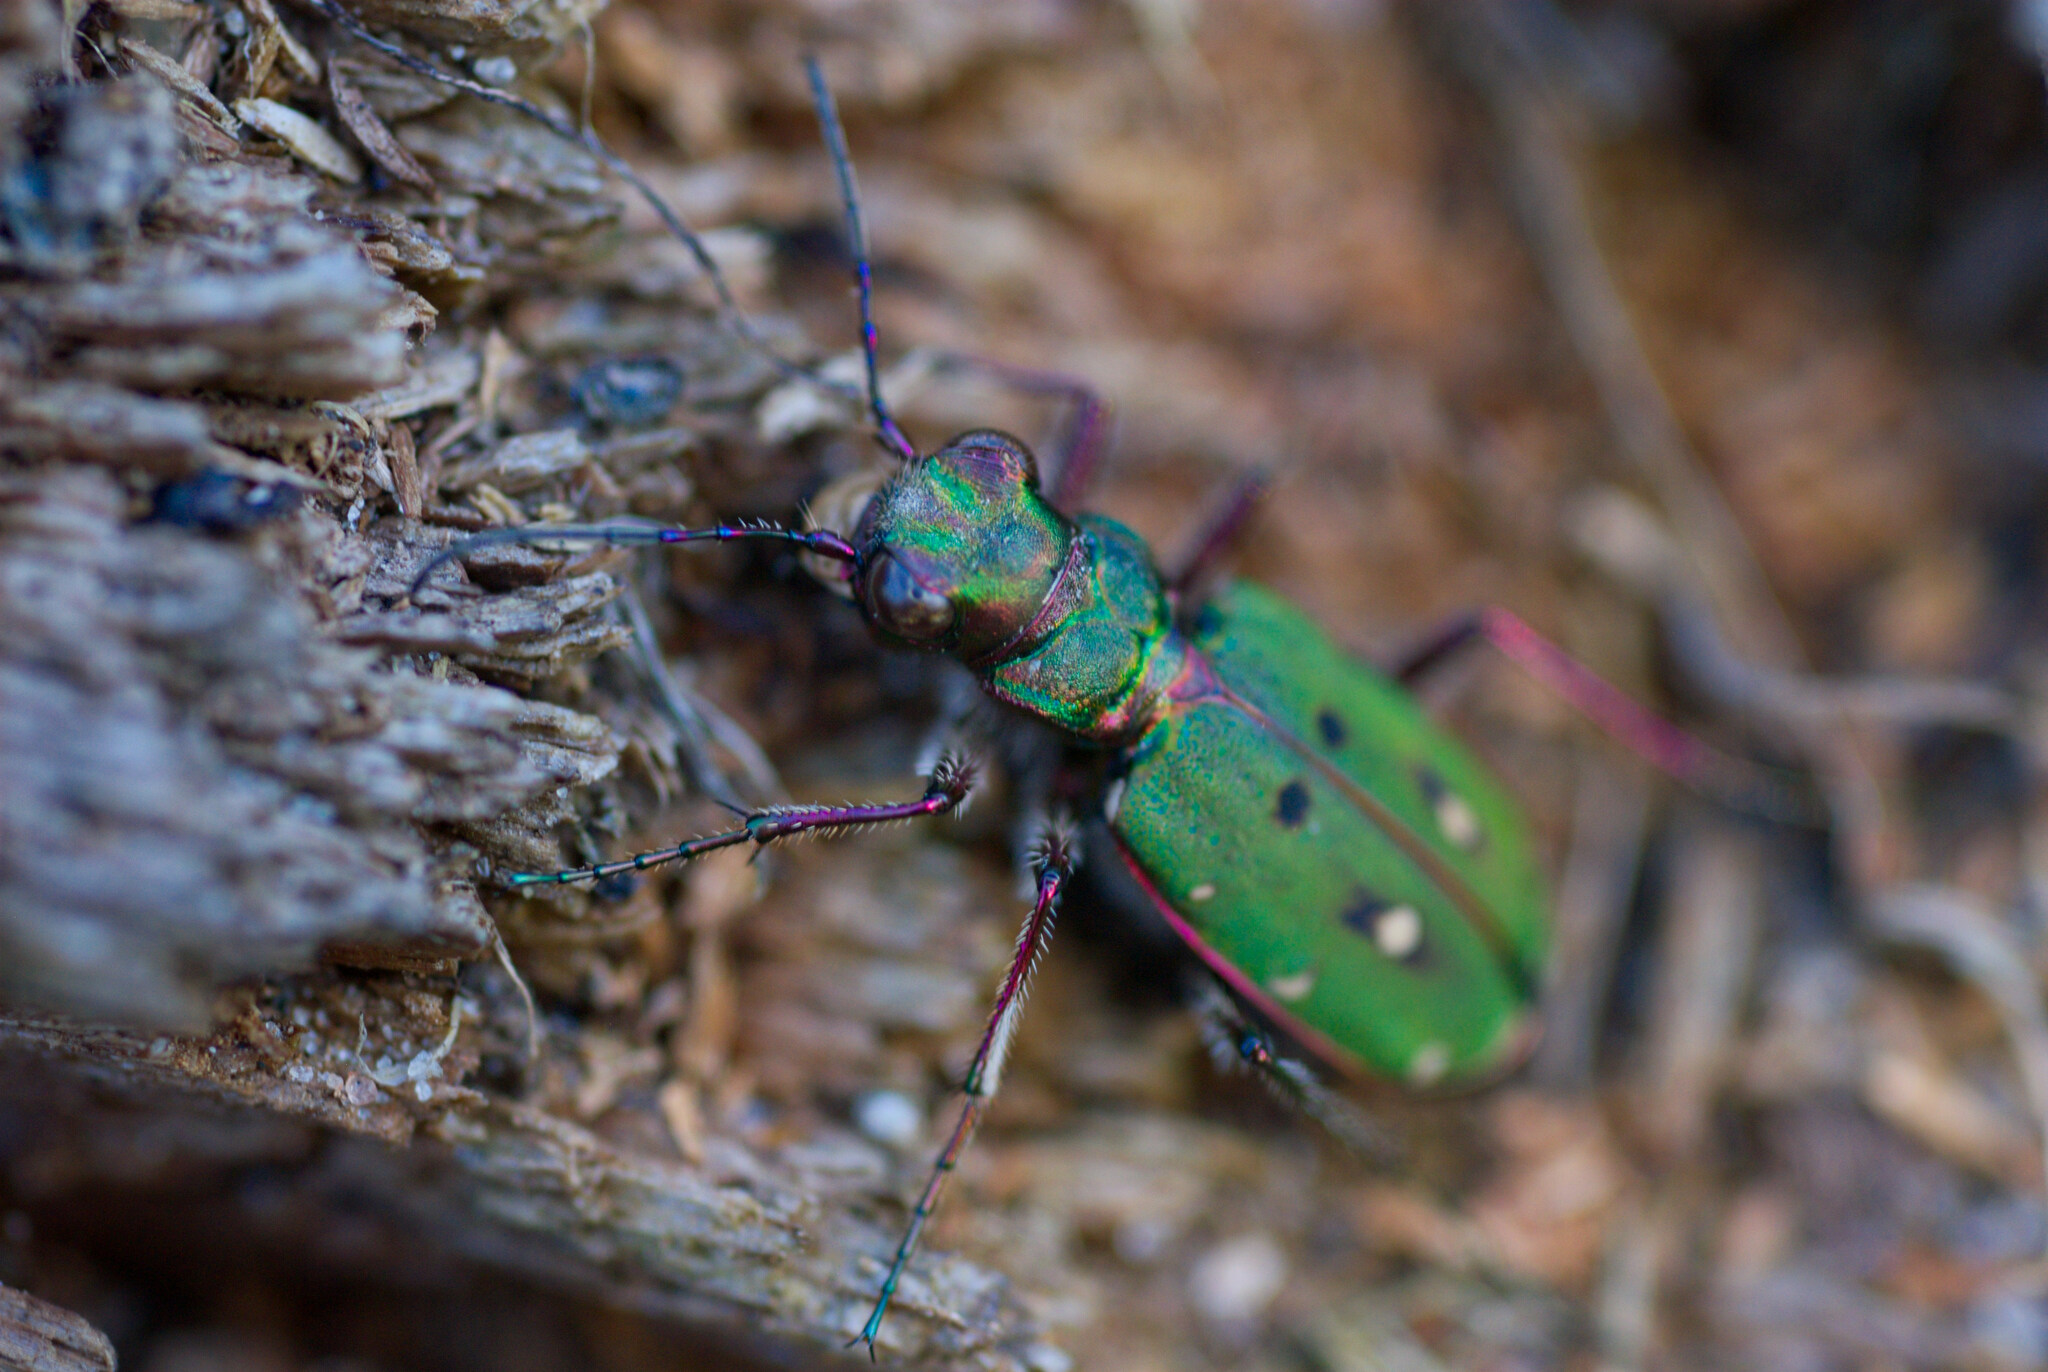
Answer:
[
  {"left": 406, "top": 521, "right": 857, "bottom": 600},
  {"left": 805, "top": 56, "right": 917, "bottom": 465}
]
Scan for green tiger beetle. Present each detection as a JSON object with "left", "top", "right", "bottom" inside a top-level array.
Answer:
[{"left": 410, "top": 57, "right": 1750, "bottom": 1357}]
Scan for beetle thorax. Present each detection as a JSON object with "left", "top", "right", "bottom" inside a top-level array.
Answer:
[{"left": 834, "top": 430, "right": 1188, "bottom": 745}]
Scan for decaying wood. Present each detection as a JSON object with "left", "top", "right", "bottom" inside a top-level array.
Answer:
[
  {"left": 0, "top": 1283, "right": 114, "bottom": 1372},
  {"left": 0, "top": 0, "right": 1039, "bottom": 1360}
]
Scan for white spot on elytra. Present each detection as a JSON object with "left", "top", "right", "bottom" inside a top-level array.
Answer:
[
  {"left": 1435, "top": 789, "right": 1481, "bottom": 849},
  {"left": 1374, "top": 904, "right": 1423, "bottom": 960},
  {"left": 1267, "top": 970, "right": 1316, "bottom": 1002},
  {"left": 1189, "top": 882, "right": 1215, "bottom": 902},
  {"left": 1408, "top": 1041, "right": 1452, "bottom": 1087}
]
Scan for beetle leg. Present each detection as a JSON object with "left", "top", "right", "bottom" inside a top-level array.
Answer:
[
  {"left": 928, "top": 352, "right": 1110, "bottom": 511},
  {"left": 1168, "top": 468, "right": 1273, "bottom": 607},
  {"left": 1392, "top": 605, "right": 1738, "bottom": 775},
  {"left": 1382, "top": 610, "right": 1495, "bottom": 689},
  {"left": 1186, "top": 978, "right": 1397, "bottom": 1163},
  {"left": 851, "top": 823, "right": 1076, "bottom": 1357},
  {"left": 1388, "top": 608, "right": 1816, "bottom": 822},
  {"left": 505, "top": 754, "right": 980, "bottom": 887}
]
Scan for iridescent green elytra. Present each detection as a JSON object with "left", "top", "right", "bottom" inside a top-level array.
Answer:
[
  {"left": 1118, "top": 583, "right": 1546, "bottom": 1085},
  {"left": 840, "top": 428, "right": 1547, "bottom": 1087}
]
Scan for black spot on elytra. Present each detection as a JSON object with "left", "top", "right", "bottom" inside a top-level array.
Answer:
[
  {"left": 1273, "top": 778, "right": 1311, "bottom": 828},
  {"left": 1341, "top": 890, "right": 1387, "bottom": 938},
  {"left": 1414, "top": 765, "right": 1446, "bottom": 803},
  {"left": 1191, "top": 602, "right": 1224, "bottom": 638},
  {"left": 1317, "top": 709, "right": 1347, "bottom": 748}
]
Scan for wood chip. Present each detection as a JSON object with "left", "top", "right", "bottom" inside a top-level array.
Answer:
[
  {"left": 102, "top": 0, "right": 201, "bottom": 17},
  {"left": 1862, "top": 1049, "right": 2040, "bottom": 1188},
  {"left": 234, "top": 96, "right": 363, "bottom": 183},
  {"left": 328, "top": 59, "right": 436, "bottom": 190},
  {"left": 1632, "top": 818, "right": 1765, "bottom": 1161},
  {"left": 232, "top": 0, "right": 317, "bottom": 94},
  {"left": 118, "top": 36, "right": 239, "bottom": 131},
  {"left": 208, "top": 399, "right": 377, "bottom": 492},
  {"left": 439, "top": 429, "right": 589, "bottom": 493},
  {"left": 388, "top": 419, "right": 424, "bottom": 518},
  {"left": 353, "top": 350, "right": 482, "bottom": 422},
  {"left": 218, "top": 2, "right": 281, "bottom": 103},
  {"left": 180, "top": 21, "right": 218, "bottom": 85},
  {"left": 0, "top": 1283, "right": 116, "bottom": 1372},
  {"left": 0, "top": 379, "right": 214, "bottom": 469}
]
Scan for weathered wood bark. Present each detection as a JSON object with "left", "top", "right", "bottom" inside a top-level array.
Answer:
[{"left": 0, "top": 1284, "right": 116, "bottom": 1372}]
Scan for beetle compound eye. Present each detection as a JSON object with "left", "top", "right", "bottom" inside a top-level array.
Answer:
[{"left": 863, "top": 552, "right": 956, "bottom": 642}]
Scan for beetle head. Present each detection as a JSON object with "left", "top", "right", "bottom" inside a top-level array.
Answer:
[{"left": 815, "top": 430, "right": 1069, "bottom": 659}]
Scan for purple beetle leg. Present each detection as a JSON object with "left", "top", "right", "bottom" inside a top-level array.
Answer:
[
  {"left": 850, "top": 823, "right": 1076, "bottom": 1357},
  {"left": 1390, "top": 608, "right": 1813, "bottom": 822},
  {"left": 1168, "top": 468, "right": 1272, "bottom": 602},
  {"left": 1384, "top": 610, "right": 1487, "bottom": 689},
  {"left": 507, "top": 755, "right": 979, "bottom": 887},
  {"left": 1390, "top": 607, "right": 1724, "bottom": 783},
  {"left": 1185, "top": 978, "right": 1395, "bottom": 1163},
  {"left": 929, "top": 352, "right": 1110, "bottom": 511}
]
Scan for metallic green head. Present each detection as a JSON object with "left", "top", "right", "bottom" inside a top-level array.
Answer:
[{"left": 832, "top": 431, "right": 1072, "bottom": 662}]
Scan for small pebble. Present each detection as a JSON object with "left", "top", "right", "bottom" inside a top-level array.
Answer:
[
  {"left": 471, "top": 56, "right": 518, "bottom": 86},
  {"left": 1113, "top": 1217, "right": 1174, "bottom": 1265},
  {"left": 1022, "top": 1343, "right": 1072, "bottom": 1372},
  {"left": 1188, "top": 1233, "right": 1287, "bottom": 1330},
  {"left": 854, "top": 1089, "right": 923, "bottom": 1149}
]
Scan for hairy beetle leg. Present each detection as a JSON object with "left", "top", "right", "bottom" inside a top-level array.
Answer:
[
  {"left": 850, "top": 823, "right": 1076, "bottom": 1357},
  {"left": 507, "top": 755, "right": 980, "bottom": 887}
]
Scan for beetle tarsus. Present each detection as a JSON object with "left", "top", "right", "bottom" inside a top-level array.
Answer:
[{"left": 1187, "top": 977, "right": 1399, "bottom": 1163}]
